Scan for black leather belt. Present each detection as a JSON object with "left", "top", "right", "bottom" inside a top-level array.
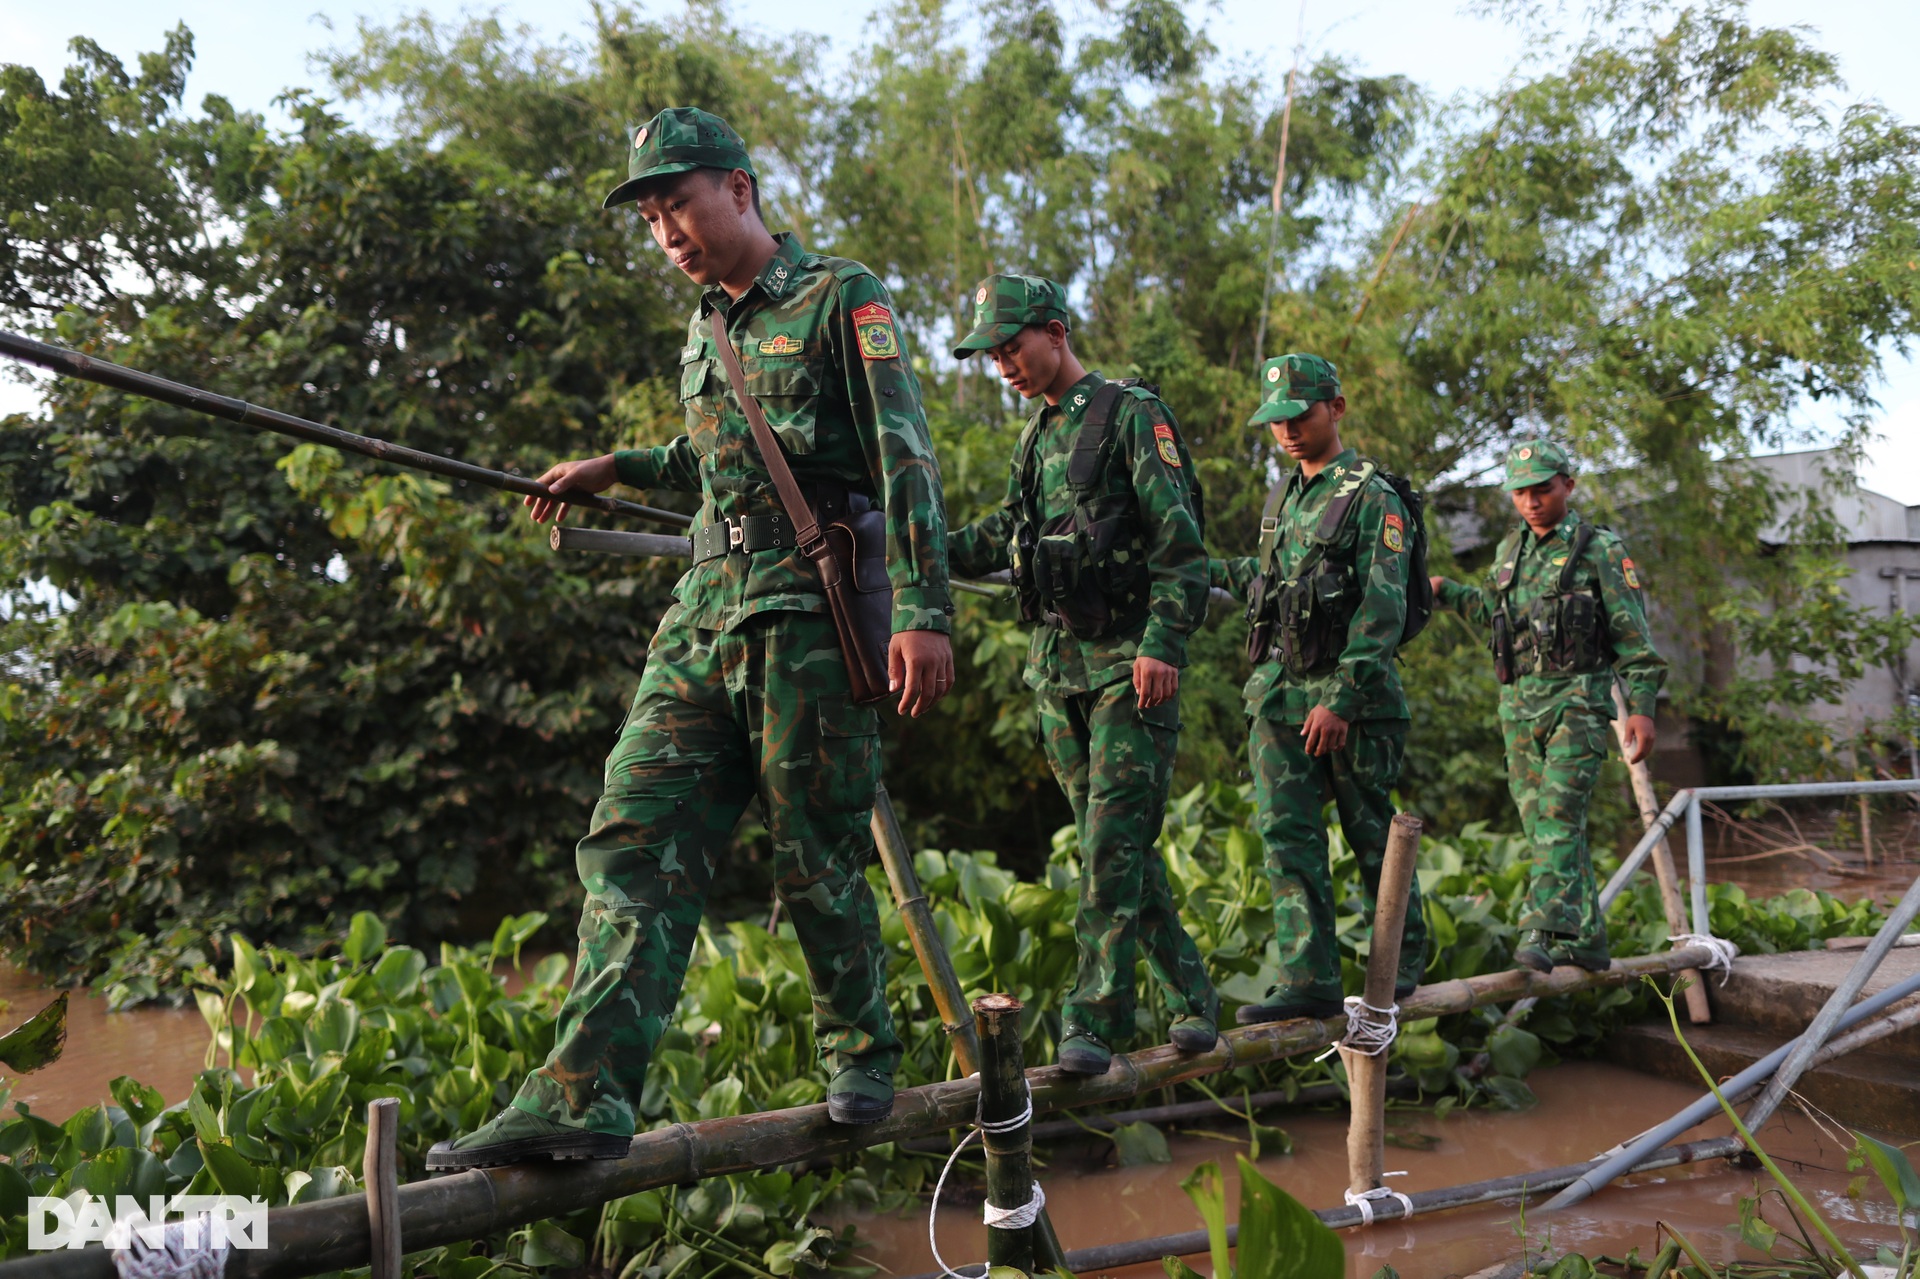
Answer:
[{"left": 692, "top": 514, "right": 796, "bottom": 563}]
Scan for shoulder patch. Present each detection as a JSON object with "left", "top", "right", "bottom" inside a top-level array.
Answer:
[
  {"left": 1382, "top": 511, "right": 1405, "bottom": 553},
  {"left": 1153, "top": 422, "right": 1181, "bottom": 467},
  {"left": 851, "top": 301, "right": 899, "bottom": 361},
  {"left": 1623, "top": 557, "right": 1641, "bottom": 589}
]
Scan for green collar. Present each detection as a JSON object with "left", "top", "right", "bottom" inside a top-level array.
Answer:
[
  {"left": 702, "top": 232, "right": 809, "bottom": 316},
  {"left": 1046, "top": 372, "right": 1106, "bottom": 428},
  {"left": 1289, "top": 446, "right": 1362, "bottom": 498}
]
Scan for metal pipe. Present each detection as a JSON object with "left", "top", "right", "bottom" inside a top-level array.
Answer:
[
  {"left": 1742, "top": 869, "right": 1920, "bottom": 1130},
  {"left": 1597, "top": 788, "right": 1691, "bottom": 911},
  {"left": 896, "top": 1137, "right": 1745, "bottom": 1278},
  {"left": 0, "top": 947, "right": 1716, "bottom": 1279},
  {"left": 1685, "top": 779, "right": 1920, "bottom": 802},
  {"left": 1541, "top": 965, "right": 1920, "bottom": 1212},
  {"left": 1687, "top": 791, "right": 1708, "bottom": 939},
  {"left": 0, "top": 329, "right": 692, "bottom": 529}
]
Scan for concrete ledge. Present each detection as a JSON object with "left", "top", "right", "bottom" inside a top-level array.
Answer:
[{"left": 1707, "top": 948, "right": 1920, "bottom": 1053}]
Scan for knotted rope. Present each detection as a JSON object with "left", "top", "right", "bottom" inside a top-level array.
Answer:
[
  {"left": 929, "top": 1077, "right": 1045, "bottom": 1279},
  {"left": 1314, "top": 996, "right": 1401, "bottom": 1062},
  {"left": 110, "top": 1215, "right": 230, "bottom": 1279},
  {"left": 1669, "top": 933, "right": 1740, "bottom": 984},
  {"left": 1344, "top": 1177, "right": 1414, "bottom": 1225}
]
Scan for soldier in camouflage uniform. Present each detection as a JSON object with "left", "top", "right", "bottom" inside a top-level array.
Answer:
[
  {"left": 1212, "top": 354, "right": 1428, "bottom": 1024},
  {"left": 1431, "top": 439, "right": 1665, "bottom": 972},
  {"left": 427, "top": 107, "right": 955, "bottom": 1169},
  {"left": 948, "top": 273, "right": 1218, "bottom": 1075}
]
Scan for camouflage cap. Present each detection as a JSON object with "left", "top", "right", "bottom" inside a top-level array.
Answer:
[
  {"left": 1248, "top": 353, "right": 1341, "bottom": 426},
  {"left": 1501, "top": 439, "right": 1574, "bottom": 490},
  {"left": 602, "top": 107, "right": 758, "bottom": 210},
  {"left": 951, "top": 273, "right": 1071, "bottom": 359}
]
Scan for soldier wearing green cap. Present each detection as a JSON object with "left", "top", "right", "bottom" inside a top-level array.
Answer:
[
  {"left": 427, "top": 107, "right": 956, "bottom": 1169},
  {"left": 946, "top": 272, "right": 1218, "bottom": 1075},
  {"left": 1211, "top": 353, "right": 1429, "bottom": 1025},
  {"left": 1430, "top": 439, "right": 1666, "bottom": 973}
]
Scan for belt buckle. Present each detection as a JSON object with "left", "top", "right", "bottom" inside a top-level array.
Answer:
[{"left": 728, "top": 521, "right": 745, "bottom": 551}]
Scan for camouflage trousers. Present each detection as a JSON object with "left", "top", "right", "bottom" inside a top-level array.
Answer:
[
  {"left": 1251, "top": 717, "right": 1427, "bottom": 1004},
  {"left": 1502, "top": 704, "right": 1609, "bottom": 939},
  {"left": 1037, "top": 680, "right": 1216, "bottom": 1044},
  {"left": 511, "top": 608, "right": 900, "bottom": 1136}
]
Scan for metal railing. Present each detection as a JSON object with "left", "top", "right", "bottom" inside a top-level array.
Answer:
[{"left": 1601, "top": 778, "right": 1920, "bottom": 934}]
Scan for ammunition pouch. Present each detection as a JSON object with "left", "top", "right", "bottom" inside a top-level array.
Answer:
[
  {"left": 1492, "top": 611, "right": 1516, "bottom": 685},
  {"left": 1247, "top": 564, "right": 1358, "bottom": 675},
  {"left": 1012, "top": 501, "right": 1144, "bottom": 640},
  {"left": 1495, "top": 591, "right": 1611, "bottom": 680}
]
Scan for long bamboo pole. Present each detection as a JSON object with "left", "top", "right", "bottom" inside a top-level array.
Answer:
[
  {"left": 0, "top": 330, "right": 691, "bottom": 529},
  {"left": 1251, "top": 7, "right": 1305, "bottom": 367},
  {"left": 1612, "top": 684, "right": 1709, "bottom": 1023},
  {"left": 1342, "top": 814, "right": 1421, "bottom": 1199},
  {"left": 0, "top": 947, "right": 1718, "bottom": 1279}
]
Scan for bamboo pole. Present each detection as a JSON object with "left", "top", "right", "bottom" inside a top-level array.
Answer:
[
  {"left": 870, "top": 788, "right": 1065, "bottom": 1266},
  {"left": 1251, "top": 6, "right": 1304, "bottom": 367},
  {"left": 1611, "top": 685, "right": 1710, "bottom": 1023},
  {"left": 362, "top": 1099, "right": 402, "bottom": 1279},
  {"left": 1342, "top": 814, "right": 1421, "bottom": 1200},
  {"left": 0, "top": 946, "right": 1718, "bottom": 1279},
  {"left": 0, "top": 329, "right": 690, "bottom": 529},
  {"left": 975, "top": 995, "right": 1038, "bottom": 1274},
  {"left": 870, "top": 785, "right": 983, "bottom": 1077}
]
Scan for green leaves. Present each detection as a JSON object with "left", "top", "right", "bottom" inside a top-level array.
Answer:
[
  {"left": 1169, "top": 1158, "right": 1344, "bottom": 1279},
  {"left": 0, "top": 994, "right": 66, "bottom": 1072},
  {"left": 1853, "top": 1132, "right": 1920, "bottom": 1214}
]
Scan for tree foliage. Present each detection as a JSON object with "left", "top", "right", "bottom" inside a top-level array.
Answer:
[{"left": 2, "top": 0, "right": 1916, "bottom": 994}]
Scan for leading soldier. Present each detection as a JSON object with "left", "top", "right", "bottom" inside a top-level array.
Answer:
[
  {"left": 1430, "top": 440, "right": 1666, "bottom": 973},
  {"left": 1213, "top": 354, "right": 1428, "bottom": 1024},
  {"left": 427, "top": 107, "right": 955, "bottom": 1169},
  {"left": 947, "top": 274, "right": 1218, "bottom": 1075}
]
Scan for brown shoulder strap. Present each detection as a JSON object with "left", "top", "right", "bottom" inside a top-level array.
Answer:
[{"left": 708, "top": 308, "right": 823, "bottom": 551}]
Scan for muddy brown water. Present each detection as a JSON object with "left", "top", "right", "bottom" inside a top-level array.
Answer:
[{"left": 2, "top": 964, "right": 1908, "bottom": 1277}]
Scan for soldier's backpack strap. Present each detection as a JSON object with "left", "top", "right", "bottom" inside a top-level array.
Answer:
[
  {"left": 1491, "top": 527, "right": 1528, "bottom": 596},
  {"left": 1559, "top": 521, "right": 1597, "bottom": 594},
  {"left": 1254, "top": 476, "right": 1289, "bottom": 575},
  {"left": 1066, "top": 378, "right": 1155, "bottom": 495},
  {"left": 1310, "top": 458, "right": 1380, "bottom": 547},
  {"left": 1011, "top": 402, "right": 1050, "bottom": 514}
]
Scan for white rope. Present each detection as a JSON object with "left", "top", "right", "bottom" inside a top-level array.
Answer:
[
  {"left": 1343, "top": 1177, "right": 1414, "bottom": 1226},
  {"left": 1669, "top": 933, "right": 1740, "bottom": 984},
  {"left": 111, "top": 1215, "right": 230, "bottom": 1279},
  {"left": 1314, "top": 996, "right": 1400, "bottom": 1062},
  {"left": 928, "top": 1077, "right": 1045, "bottom": 1279}
]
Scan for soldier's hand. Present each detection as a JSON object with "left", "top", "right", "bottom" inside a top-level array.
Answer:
[
  {"left": 525, "top": 454, "right": 620, "bottom": 525},
  {"left": 1300, "top": 705, "right": 1350, "bottom": 757},
  {"left": 1429, "top": 575, "right": 1448, "bottom": 594},
  {"left": 1133, "top": 656, "right": 1179, "bottom": 709},
  {"left": 1621, "top": 714, "right": 1657, "bottom": 765},
  {"left": 890, "top": 629, "right": 955, "bottom": 718}
]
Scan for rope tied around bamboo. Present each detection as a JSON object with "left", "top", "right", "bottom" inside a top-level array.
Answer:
[{"left": 1341, "top": 813, "right": 1424, "bottom": 1220}]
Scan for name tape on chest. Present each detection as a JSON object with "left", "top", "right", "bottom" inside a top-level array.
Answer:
[
  {"left": 1382, "top": 510, "right": 1405, "bottom": 553},
  {"left": 850, "top": 301, "right": 899, "bottom": 361},
  {"left": 1153, "top": 422, "right": 1181, "bottom": 467}
]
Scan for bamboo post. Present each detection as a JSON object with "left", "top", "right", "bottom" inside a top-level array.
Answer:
[
  {"left": 871, "top": 785, "right": 985, "bottom": 1077},
  {"left": 363, "top": 1098, "right": 401, "bottom": 1279},
  {"left": 1612, "top": 685, "right": 1710, "bottom": 1023},
  {"left": 871, "top": 788, "right": 1066, "bottom": 1267},
  {"left": 975, "top": 994, "right": 1039, "bottom": 1275},
  {"left": 1341, "top": 813, "right": 1422, "bottom": 1201}
]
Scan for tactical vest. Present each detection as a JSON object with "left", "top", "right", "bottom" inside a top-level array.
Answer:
[
  {"left": 1008, "top": 380, "right": 1196, "bottom": 640},
  {"left": 1489, "top": 521, "right": 1613, "bottom": 683},
  {"left": 1245, "top": 459, "right": 1382, "bottom": 672}
]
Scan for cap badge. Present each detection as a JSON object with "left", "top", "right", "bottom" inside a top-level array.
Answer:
[
  {"left": 1518, "top": 446, "right": 1533, "bottom": 460},
  {"left": 634, "top": 126, "right": 649, "bottom": 150},
  {"left": 976, "top": 286, "right": 988, "bottom": 305},
  {"left": 1267, "top": 366, "right": 1281, "bottom": 383}
]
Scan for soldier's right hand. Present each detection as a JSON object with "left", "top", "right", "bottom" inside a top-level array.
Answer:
[
  {"left": 525, "top": 454, "right": 620, "bottom": 524},
  {"left": 1428, "top": 575, "right": 1447, "bottom": 594}
]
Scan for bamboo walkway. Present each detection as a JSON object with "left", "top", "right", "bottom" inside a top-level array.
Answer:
[{"left": 0, "top": 944, "right": 1717, "bottom": 1279}]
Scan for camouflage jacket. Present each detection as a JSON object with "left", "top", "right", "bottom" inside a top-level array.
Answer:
[
  {"left": 613, "top": 233, "right": 952, "bottom": 634},
  {"left": 1436, "top": 509, "right": 1666, "bottom": 721},
  {"left": 1212, "top": 448, "right": 1412, "bottom": 724},
  {"left": 949, "top": 372, "right": 1209, "bottom": 695}
]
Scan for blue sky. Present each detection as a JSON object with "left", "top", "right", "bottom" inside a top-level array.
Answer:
[{"left": 6, "top": 0, "right": 1919, "bottom": 500}]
